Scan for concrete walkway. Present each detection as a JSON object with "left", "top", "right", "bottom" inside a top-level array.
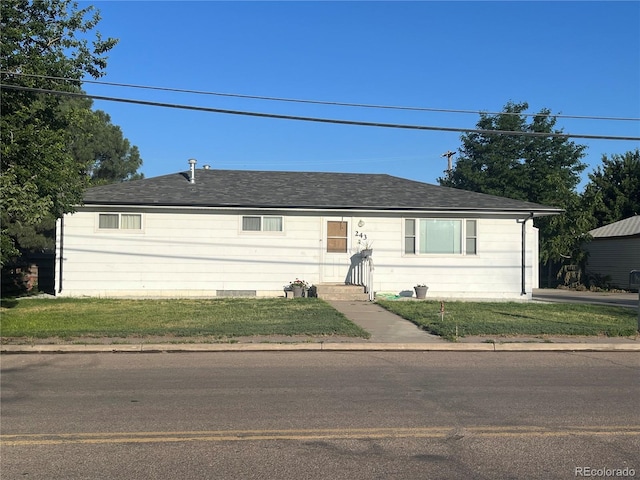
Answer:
[{"left": 326, "top": 300, "right": 445, "bottom": 343}]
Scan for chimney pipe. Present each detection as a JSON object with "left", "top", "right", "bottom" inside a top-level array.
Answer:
[{"left": 188, "top": 158, "right": 197, "bottom": 184}]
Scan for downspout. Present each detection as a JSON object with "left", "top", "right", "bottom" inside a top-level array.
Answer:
[
  {"left": 57, "top": 216, "right": 64, "bottom": 294},
  {"left": 521, "top": 213, "right": 534, "bottom": 296}
]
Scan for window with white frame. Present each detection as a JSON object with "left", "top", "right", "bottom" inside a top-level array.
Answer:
[
  {"left": 98, "top": 213, "right": 142, "bottom": 230},
  {"left": 465, "top": 219, "right": 477, "bottom": 255},
  {"left": 404, "top": 219, "right": 477, "bottom": 255},
  {"left": 242, "top": 215, "right": 283, "bottom": 232}
]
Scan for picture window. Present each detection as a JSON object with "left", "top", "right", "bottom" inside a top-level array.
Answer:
[{"left": 404, "top": 219, "right": 477, "bottom": 255}]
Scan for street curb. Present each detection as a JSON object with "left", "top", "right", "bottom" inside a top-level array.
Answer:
[{"left": 1, "top": 342, "right": 639, "bottom": 354}]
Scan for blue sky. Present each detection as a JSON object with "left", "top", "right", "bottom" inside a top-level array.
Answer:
[{"left": 81, "top": 1, "right": 640, "bottom": 190}]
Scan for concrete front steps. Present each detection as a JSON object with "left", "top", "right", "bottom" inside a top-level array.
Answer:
[{"left": 315, "top": 283, "right": 370, "bottom": 301}]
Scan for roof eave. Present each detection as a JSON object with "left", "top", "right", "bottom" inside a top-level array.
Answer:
[{"left": 78, "top": 202, "right": 563, "bottom": 217}]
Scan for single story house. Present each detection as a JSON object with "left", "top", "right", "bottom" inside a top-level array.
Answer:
[
  {"left": 584, "top": 216, "right": 640, "bottom": 290},
  {"left": 55, "top": 162, "right": 562, "bottom": 300}
]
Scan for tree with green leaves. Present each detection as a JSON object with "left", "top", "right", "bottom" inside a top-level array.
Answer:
[
  {"left": 69, "top": 102, "right": 144, "bottom": 185},
  {"left": 580, "top": 149, "right": 640, "bottom": 228},
  {"left": 439, "top": 101, "right": 591, "bottom": 276},
  {"left": 1, "top": 1, "right": 141, "bottom": 266}
]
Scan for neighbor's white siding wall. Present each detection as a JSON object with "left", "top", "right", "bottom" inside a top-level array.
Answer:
[{"left": 56, "top": 209, "right": 537, "bottom": 299}]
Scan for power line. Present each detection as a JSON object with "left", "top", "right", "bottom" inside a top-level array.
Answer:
[
  {"left": 2, "top": 83, "right": 639, "bottom": 142},
  {"left": 2, "top": 71, "right": 639, "bottom": 123}
]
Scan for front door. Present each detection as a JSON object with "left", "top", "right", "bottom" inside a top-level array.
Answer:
[{"left": 320, "top": 219, "right": 350, "bottom": 283}]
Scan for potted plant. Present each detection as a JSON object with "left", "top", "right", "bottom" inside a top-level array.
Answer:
[
  {"left": 357, "top": 240, "right": 374, "bottom": 258},
  {"left": 414, "top": 284, "right": 428, "bottom": 299},
  {"left": 289, "top": 278, "right": 310, "bottom": 298}
]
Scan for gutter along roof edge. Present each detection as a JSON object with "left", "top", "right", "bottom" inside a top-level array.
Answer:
[{"left": 75, "top": 203, "right": 563, "bottom": 216}]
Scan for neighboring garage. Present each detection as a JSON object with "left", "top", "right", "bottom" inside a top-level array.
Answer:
[{"left": 584, "top": 216, "right": 640, "bottom": 291}]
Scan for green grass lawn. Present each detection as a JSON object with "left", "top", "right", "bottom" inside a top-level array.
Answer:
[
  {"left": 377, "top": 300, "right": 638, "bottom": 340},
  {"left": 2, "top": 297, "right": 637, "bottom": 343},
  {"left": 0, "top": 297, "right": 370, "bottom": 340}
]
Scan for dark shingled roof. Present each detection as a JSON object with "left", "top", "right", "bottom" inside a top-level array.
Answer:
[
  {"left": 589, "top": 216, "right": 640, "bottom": 238},
  {"left": 83, "top": 169, "right": 562, "bottom": 214}
]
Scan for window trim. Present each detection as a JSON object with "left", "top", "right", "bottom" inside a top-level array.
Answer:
[{"left": 404, "top": 218, "right": 477, "bottom": 256}]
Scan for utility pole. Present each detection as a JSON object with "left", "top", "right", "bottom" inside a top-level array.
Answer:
[{"left": 441, "top": 150, "right": 456, "bottom": 173}]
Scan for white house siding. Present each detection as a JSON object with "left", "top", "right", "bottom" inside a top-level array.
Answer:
[
  {"left": 56, "top": 208, "right": 538, "bottom": 299},
  {"left": 584, "top": 237, "right": 640, "bottom": 289},
  {"left": 364, "top": 216, "right": 537, "bottom": 299}
]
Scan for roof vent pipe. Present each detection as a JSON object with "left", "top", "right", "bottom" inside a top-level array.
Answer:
[
  {"left": 188, "top": 158, "right": 197, "bottom": 184},
  {"left": 203, "top": 164, "right": 210, "bottom": 170}
]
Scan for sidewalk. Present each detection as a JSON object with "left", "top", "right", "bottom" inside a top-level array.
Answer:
[
  {"left": 325, "top": 300, "right": 446, "bottom": 344},
  {"left": 2, "top": 299, "right": 638, "bottom": 354}
]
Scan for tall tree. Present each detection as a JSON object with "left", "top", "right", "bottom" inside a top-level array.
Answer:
[
  {"left": 68, "top": 101, "right": 144, "bottom": 185},
  {"left": 581, "top": 149, "right": 640, "bottom": 228},
  {"left": 439, "top": 101, "right": 590, "bottom": 269},
  {"left": 0, "top": 0, "right": 118, "bottom": 265},
  {"left": 86, "top": 110, "right": 143, "bottom": 185}
]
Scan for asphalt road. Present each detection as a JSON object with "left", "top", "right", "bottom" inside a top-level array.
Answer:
[{"left": 2, "top": 352, "right": 639, "bottom": 480}]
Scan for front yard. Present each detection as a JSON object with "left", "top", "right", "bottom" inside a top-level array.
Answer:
[
  {"left": 0, "top": 297, "right": 369, "bottom": 342},
  {"left": 376, "top": 300, "right": 638, "bottom": 340},
  {"left": 1, "top": 297, "right": 637, "bottom": 344}
]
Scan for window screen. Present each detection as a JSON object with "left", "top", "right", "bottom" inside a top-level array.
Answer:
[
  {"left": 98, "top": 214, "right": 119, "bottom": 229},
  {"left": 121, "top": 214, "right": 142, "bottom": 229},
  {"left": 263, "top": 216, "right": 283, "bottom": 232},
  {"left": 405, "top": 219, "right": 416, "bottom": 254},
  {"left": 242, "top": 216, "right": 261, "bottom": 231},
  {"left": 465, "top": 220, "right": 477, "bottom": 254}
]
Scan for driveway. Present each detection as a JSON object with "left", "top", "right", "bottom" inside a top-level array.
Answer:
[{"left": 533, "top": 288, "right": 639, "bottom": 309}]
